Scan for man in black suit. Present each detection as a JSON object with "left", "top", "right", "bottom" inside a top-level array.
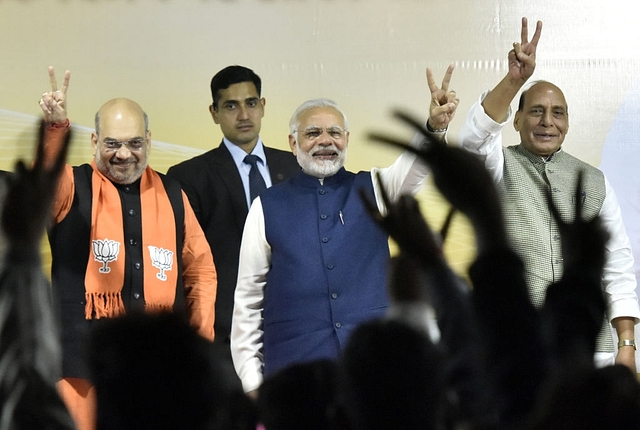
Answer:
[{"left": 167, "top": 66, "right": 299, "bottom": 350}]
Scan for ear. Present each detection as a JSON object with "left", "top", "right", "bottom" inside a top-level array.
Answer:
[
  {"left": 209, "top": 104, "right": 220, "bottom": 124},
  {"left": 513, "top": 112, "right": 521, "bottom": 132},
  {"left": 91, "top": 132, "right": 98, "bottom": 155},
  {"left": 344, "top": 131, "right": 350, "bottom": 147},
  {"left": 288, "top": 134, "right": 297, "bottom": 155},
  {"left": 259, "top": 97, "right": 266, "bottom": 118},
  {"left": 146, "top": 130, "right": 152, "bottom": 153}
]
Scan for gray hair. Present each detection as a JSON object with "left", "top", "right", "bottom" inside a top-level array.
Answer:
[
  {"left": 94, "top": 110, "right": 149, "bottom": 136},
  {"left": 289, "top": 98, "right": 349, "bottom": 139}
]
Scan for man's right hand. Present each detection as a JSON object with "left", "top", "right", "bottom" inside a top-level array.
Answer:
[
  {"left": 38, "top": 66, "right": 70, "bottom": 124},
  {"left": 507, "top": 17, "right": 543, "bottom": 85}
]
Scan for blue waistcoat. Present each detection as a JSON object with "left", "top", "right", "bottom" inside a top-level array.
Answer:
[{"left": 260, "top": 168, "right": 390, "bottom": 376}]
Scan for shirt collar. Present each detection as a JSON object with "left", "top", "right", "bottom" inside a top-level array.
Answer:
[{"left": 223, "top": 136, "right": 267, "bottom": 168}]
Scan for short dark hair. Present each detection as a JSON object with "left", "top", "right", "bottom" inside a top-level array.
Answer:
[{"left": 210, "top": 65, "right": 262, "bottom": 110}]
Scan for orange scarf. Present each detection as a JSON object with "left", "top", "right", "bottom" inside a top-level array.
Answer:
[{"left": 84, "top": 161, "right": 178, "bottom": 319}]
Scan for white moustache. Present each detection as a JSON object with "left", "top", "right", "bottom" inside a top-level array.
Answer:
[{"left": 310, "top": 145, "right": 341, "bottom": 156}]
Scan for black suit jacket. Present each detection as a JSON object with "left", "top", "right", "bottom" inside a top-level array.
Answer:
[{"left": 166, "top": 141, "right": 300, "bottom": 343}]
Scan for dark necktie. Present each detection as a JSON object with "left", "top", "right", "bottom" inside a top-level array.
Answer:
[{"left": 244, "top": 154, "right": 267, "bottom": 203}]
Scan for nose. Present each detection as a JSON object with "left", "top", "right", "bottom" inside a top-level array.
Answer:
[
  {"left": 237, "top": 104, "right": 250, "bottom": 120},
  {"left": 539, "top": 110, "right": 553, "bottom": 127},
  {"left": 317, "top": 129, "right": 333, "bottom": 145},
  {"left": 114, "top": 145, "right": 132, "bottom": 159}
]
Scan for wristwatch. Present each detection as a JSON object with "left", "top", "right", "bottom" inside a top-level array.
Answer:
[
  {"left": 426, "top": 121, "right": 447, "bottom": 133},
  {"left": 618, "top": 339, "right": 637, "bottom": 350}
]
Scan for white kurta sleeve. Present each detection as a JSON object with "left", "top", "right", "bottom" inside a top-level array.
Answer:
[
  {"left": 371, "top": 129, "right": 434, "bottom": 213},
  {"left": 230, "top": 198, "right": 271, "bottom": 393},
  {"left": 600, "top": 176, "right": 640, "bottom": 322},
  {"left": 457, "top": 91, "right": 511, "bottom": 184}
]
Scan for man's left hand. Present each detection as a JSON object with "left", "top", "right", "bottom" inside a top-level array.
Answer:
[
  {"left": 615, "top": 346, "right": 637, "bottom": 374},
  {"left": 426, "top": 64, "right": 458, "bottom": 131}
]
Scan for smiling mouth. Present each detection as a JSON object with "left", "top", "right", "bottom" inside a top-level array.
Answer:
[
  {"left": 112, "top": 161, "right": 135, "bottom": 168},
  {"left": 312, "top": 150, "right": 338, "bottom": 159}
]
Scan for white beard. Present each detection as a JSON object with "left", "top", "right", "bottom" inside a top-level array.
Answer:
[{"left": 295, "top": 142, "right": 346, "bottom": 179}]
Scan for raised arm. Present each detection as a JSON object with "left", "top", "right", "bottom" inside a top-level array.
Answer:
[
  {"left": 481, "top": 17, "right": 542, "bottom": 123},
  {"left": 37, "top": 67, "right": 74, "bottom": 222},
  {"left": 372, "top": 66, "right": 460, "bottom": 204}
]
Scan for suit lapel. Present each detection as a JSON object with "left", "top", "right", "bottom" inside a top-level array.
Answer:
[{"left": 211, "top": 141, "right": 249, "bottom": 227}]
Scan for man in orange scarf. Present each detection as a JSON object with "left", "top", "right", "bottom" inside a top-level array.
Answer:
[{"left": 39, "top": 67, "right": 217, "bottom": 430}]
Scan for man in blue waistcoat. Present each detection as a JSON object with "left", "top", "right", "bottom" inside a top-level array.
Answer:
[{"left": 230, "top": 66, "right": 459, "bottom": 396}]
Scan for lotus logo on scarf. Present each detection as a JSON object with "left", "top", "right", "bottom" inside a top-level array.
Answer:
[
  {"left": 92, "top": 238, "right": 120, "bottom": 273},
  {"left": 148, "top": 246, "right": 174, "bottom": 281}
]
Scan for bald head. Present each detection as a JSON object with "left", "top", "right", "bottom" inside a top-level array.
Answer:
[
  {"left": 517, "top": 81, "right": 568, "bottom": 115},
  {"left": 91, "top": 98, "right": 151, "bottom": 184},
  {"left": 95, "top": 98, "right": 149, "bottom": 137}
]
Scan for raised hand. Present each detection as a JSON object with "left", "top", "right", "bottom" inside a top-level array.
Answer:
[
  {"left": 547, "top": 171, "right": 609, "bottom": 276},
  {"left": 2, "top": 120, "right": 72, "bottom": 258},
  {"left": 361, "top": 157, "right": 495, "bottom": 429},
  {"left": 369, "top": 111, "right": 507, "bottom": 252},
  {"left": 426, "top": 64, "right": 459, "bottom": 131},
  {"left": 38, "top": 66, "right": 70, "bottom": 124},
  {"left": 361, "top": 172, "right": 445, "bottom": 267},
  {"left": 508, "top": 17, "right": 543, "bottom": 84},
  {"left": 541, "top": 171, "right": 609, "bottom": 369},
  {"left": 0, "top": 120, "right": 75, "bottom": 429}
]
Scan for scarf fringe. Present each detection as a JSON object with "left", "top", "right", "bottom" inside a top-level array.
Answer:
[{"left": 85, "top": 292, "right": 126, "bottom": 320}]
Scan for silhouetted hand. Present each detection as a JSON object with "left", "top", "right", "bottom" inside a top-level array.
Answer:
[
  {"left": 361, "top": 173, "right": 444, "bottom": 265},
  {"left": 542, "top": 171, "right": 608, "bottom": 368},
  {"left": 547, "top": 171, "right": 609, "bottom": 276},
  {"left": 361, "top": 161, "right": 495, "bottom": 429},
  {"left": 369, "top": 110, "right": 507, "bottom": 252},
  {"left": 2, "top": 121, "right": 71, "bottom": 258}
]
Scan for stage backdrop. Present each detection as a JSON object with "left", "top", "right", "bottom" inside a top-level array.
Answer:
[{"left": 3, "top": 0, "right": 640, "bottom": 361}]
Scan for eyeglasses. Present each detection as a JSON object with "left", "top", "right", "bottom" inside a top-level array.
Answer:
[
  {"left": 297, "top": 126, "right": 347, "bottom": 140},
  {"left": 101, "top": 138, "right": 147, "bottom": 152}
]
